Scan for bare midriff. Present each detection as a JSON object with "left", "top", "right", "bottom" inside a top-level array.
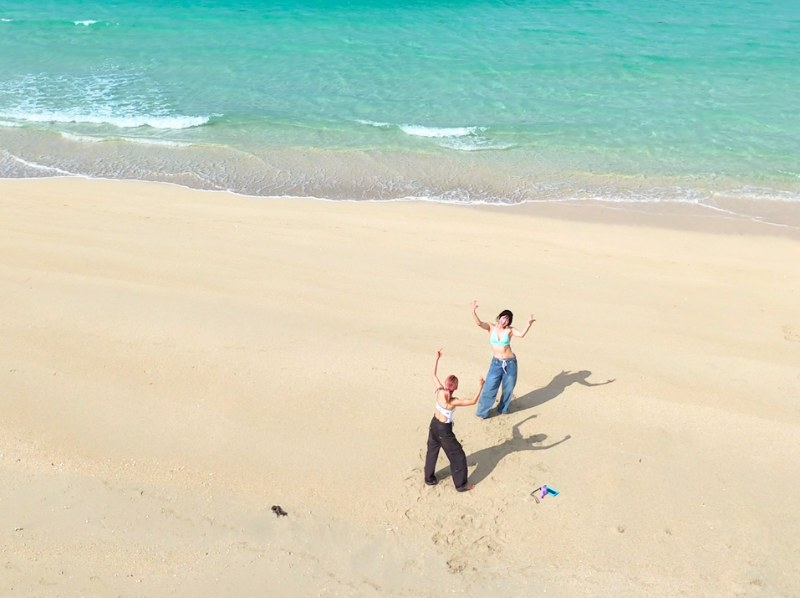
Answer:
[{"left": 491, "top": 346, "right": 515, "bottom": 360}]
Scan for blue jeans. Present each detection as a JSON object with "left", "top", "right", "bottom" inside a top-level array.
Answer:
[{"left": 476, "top": 357, "right": 518, "bottom": 418}]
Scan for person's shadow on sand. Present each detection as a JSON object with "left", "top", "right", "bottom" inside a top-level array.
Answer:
[
  {"left": 435, "top": 415, "right": 571, "bottom": 485},
  {"left": 510, "top": 369, "right": 615, "bottom": 414}
]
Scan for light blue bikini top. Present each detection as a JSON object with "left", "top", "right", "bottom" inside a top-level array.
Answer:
[{"left": 489, "top": 326, "right": 511, "bottom": 347}]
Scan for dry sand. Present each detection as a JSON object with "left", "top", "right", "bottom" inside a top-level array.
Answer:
[{"left": 1, "top": 178, "right": 799, "bottom": 596}]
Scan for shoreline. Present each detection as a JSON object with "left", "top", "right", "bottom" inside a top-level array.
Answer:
[
  {"left": 3, "top": 175, "right": 800, "bottom": 240},
  {"left": 2, "top": 176, "right": 799, "bottom": 596},
  {"left": 503, "top": 198, "right": 800, "bottom": 240}
]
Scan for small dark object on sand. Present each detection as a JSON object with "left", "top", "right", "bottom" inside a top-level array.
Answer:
[{"left": 271, "top": 505, "right": 288, "bottom": 517}]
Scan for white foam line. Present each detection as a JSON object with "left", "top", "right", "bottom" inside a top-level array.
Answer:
[
  {"left": 0, "top": 111, "right": 210, "bottom": 130},
  {"left": 57, "top": 131, "right": 195, "bottom": 148},
  {"left": 399, "top": 124, "right": 480, "bottom": 138},
  {"left": 8, "top": 155, "right": 78, "bottom": 176},
  {"left": 0, "top": 159, "right": 794, "bottom": 230},
  {"left": 356, "top": 119, "right": 393, "bottom": 128},
  {"left": 695, "top": 201, "right": 794, "bottom": 228}
]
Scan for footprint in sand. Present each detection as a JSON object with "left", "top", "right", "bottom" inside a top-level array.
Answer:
[
  {"left": 447, "top": 557, "right": 468, "bottom": 573},
  {"left": 432, "top": 529, "right": 455, "bottom": 548},
  {"left": 782, "top": 325, "right": 800, "bottom": 342},
  {"left": 473, "top": 535, "right": 501, "bottom": 556}
]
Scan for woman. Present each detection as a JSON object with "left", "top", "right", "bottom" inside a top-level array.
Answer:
[
  {"left": 470, "top": 300, "right": 535, "bottom": 418},
  {"left": 424, "top": 349, "right": 485, "bottom": 492}
]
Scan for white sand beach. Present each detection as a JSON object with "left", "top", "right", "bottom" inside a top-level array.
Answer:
[{"left": 1, "top": 178, "right": 799, "bottom": 596}]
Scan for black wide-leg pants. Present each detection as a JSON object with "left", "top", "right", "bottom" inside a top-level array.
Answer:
[{"left": 424, "top": 417, "right": 469, "bottom": 491}]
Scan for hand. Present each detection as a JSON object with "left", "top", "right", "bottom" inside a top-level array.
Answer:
[
  {"left": 528, "top": 314, "right": 536, "bottom": 324},
  {"left": 436, "top": 348, "right": 443, "bottom": 359},
  {"left": 470, "top": 300, "right": 478, "bottom": 311},
  {"left": 478, "top": 377, "right": 485, "bottom": 386}
]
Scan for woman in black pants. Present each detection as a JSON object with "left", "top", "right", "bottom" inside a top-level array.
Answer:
[{"left": 424, "top": 349, "right": 485, "bottom": 492}]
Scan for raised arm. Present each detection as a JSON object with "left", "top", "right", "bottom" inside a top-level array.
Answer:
[
  {"left": 470, "top": 300, "right": 490, "bottom": 331},
  {"left": 512, "top": 314, "right": 536, "bottom": 338},
  {"left": 432, "top": 349, "right": 445, "bottom": 389},
  {"left": 449, "top": 377, "right": 485, "bottom": 407}
]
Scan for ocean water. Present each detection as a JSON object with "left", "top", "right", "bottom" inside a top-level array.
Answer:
[{"left": 1, "top": 0, "right": 799, "bottom": 223}]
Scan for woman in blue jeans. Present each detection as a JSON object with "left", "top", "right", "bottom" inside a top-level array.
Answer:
[{"left": 470, "top": 300, "right": 536, "bottom": 418}]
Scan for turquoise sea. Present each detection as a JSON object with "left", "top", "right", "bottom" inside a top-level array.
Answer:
[{"left": 2, "top": 0, "right": 799, "bottom": 223}]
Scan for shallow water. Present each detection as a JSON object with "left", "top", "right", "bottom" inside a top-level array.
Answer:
[{"left": 2, "top": 0, "right": 799, "bottom": 226}]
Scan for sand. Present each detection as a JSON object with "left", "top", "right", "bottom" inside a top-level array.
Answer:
[{"left": 1, "top": 178, "right": 799, "bottom": 596}]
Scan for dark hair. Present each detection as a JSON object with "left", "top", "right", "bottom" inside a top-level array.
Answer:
[{"left": 497, "top": 309, "right": 513, "bottom": 325}]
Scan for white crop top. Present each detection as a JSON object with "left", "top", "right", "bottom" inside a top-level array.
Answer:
[{"left": 434, "top": 391, "right": 454, "bottom": 423}]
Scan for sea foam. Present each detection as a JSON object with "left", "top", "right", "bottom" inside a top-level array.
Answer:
[
  {"left": 398, "top": 125, "right": 481, "bottom": 138},
  {"left": 1, "top": 111, "right": 210, "bottom": 130}
]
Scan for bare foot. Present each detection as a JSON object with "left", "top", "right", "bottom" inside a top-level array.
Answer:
[{"left": 458, "top": 483, "right": 475, "bottom": 493}]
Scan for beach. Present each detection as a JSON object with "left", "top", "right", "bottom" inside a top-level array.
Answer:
[{"left": 1, "top": 177, "right": 798, "bottom": 596}]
